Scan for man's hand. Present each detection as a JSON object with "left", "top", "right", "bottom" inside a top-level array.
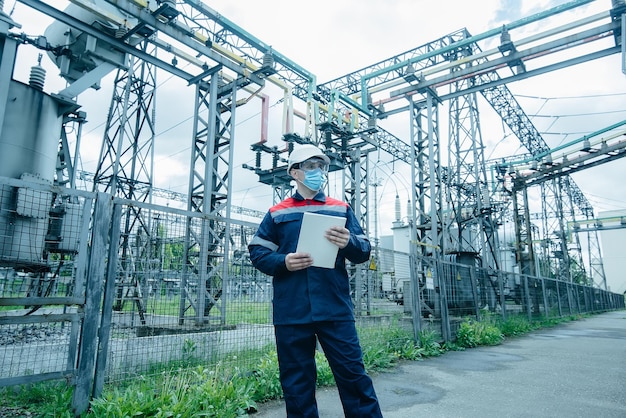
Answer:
[
  {"left": 285, "top": 252, "right": 314, "bottom": 271},
  {"left": 325, "top": 226, "right": 350, "bottom": 249}
]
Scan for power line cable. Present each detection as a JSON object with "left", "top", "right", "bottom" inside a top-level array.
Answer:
[
  {"left": 516, "top": 92, "right": 626, "bottom": 100},
  {"left": 530, "top": 109, "right": 626, "bottom": 118}
]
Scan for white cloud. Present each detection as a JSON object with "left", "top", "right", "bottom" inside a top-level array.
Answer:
[{"left": 4, "top": 0, "right": 626, "bottom": 237}]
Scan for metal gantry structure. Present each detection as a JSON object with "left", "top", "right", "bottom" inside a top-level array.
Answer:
[
  {"left": 94, "top": 47, "right": 159, "bottom": 319},
  {"left": 5, "top": 0, "right": 626, "bottom": 324}
]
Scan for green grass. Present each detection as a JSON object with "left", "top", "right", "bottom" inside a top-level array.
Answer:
[
  {"left": 0, "top": 312, "right": 597, "bottom": 417},
  {"left": 497, "top": 314, "right": 537, "bottom": 337},
  {"left": 90, "top": 365, "right": 259, "bottom": 417},
  {"left": 453, "top": 313, "right": 586, "bottom": 349},
  {"left": 0, "top": 380, "right": 75, "bottom": 418},
  {"left": 119, "top": 298, "right": 273, "bottom": 325},
  {"left": 455, "top": 317, "right": 504, "bottom": 348},
  {"left": 226, "top": 302, "right": 271, "bottom": 325}
]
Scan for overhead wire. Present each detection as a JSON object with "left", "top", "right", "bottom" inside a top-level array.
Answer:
[
  {"left": 530, "top": 109, "right": 626, "bottom": 118},
  {"left": 515, "top": 91, "right": 626, "bottom": 147},
  {"left": 515, "top": 92, "right": 626, "bottom": 100}
]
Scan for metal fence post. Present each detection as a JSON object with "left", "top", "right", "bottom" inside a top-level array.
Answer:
[
  {"left": 498, "top": 271, "right": 506, "bottom": 321},
  {"left": 408, "top": 250, "right": 422, "bottom": 342},
  {"left": 565, "top": 283, "right": 573, "bottom": 314},
  {"left": 470, "top": 267, "right": 480, "bottom": 320},
  {"left": 522, "top": 275, "right": 532, "bottom": 322},
  {"left": 556, "top": 281, "right": 563, "bottom": 316},
  {"left": 541, "top": 278, "right": 549, "bottom": 318},
  {"left": 436, "top": 258, "right": 451, "bottom": 342}
]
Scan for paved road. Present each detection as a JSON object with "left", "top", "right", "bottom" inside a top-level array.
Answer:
[{"left": 251, "top": 310, "right": 626, "bottom": 418}]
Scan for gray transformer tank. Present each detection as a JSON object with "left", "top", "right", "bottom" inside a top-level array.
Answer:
[{"left": 0, "top": 79, "right": 63, "bottom": 265}]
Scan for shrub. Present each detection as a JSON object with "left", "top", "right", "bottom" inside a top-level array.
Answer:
[
  {"left": 497, "top": 315, "right": 535, "bottom": 337},
  {"left": 456, "top": 318, "right": 504, "bottom": 348}
]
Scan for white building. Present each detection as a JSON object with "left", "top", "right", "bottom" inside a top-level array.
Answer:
[{"left": 598, "top": 210, "right": 626, "bottom": 294}]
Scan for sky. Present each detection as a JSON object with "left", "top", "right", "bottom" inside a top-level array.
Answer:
[{"left": 4, "top": 0, "right": 626, "bottom": 244}]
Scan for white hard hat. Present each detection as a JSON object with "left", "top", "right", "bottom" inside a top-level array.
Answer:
[{"left": 287, "top": 144, "right": 330, "bottom": 172}]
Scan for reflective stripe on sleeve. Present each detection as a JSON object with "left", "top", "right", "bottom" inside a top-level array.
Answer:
[{"left": 249, "top": 236, "right": 279, "bottom": 251}]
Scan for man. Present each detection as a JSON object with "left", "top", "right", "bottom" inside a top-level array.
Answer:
[{"left": 248, "top": 143, "right": 383, "bottom": 418}]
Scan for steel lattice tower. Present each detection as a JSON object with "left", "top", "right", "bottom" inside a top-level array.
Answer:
[
  {"left": 179, "top": 70, "right": 238, "bottom": 325},
  {"left": 444, "top": 31, "right": 499, "bottom": 271},
  {"left": 93, "top": 44, "right": 157, "bottom": 321}
]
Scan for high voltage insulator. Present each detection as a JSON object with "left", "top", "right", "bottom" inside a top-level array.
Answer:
[
  {"left": 262, "top": 50, "right": 274, "bottom": 69},
  {"left": 29, "top": 63, "right": 46, "bottom": 91}
]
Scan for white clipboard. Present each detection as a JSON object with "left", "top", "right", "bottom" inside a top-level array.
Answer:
[{"left": 296, "top": 212, "right": 347, "bottom": 268}]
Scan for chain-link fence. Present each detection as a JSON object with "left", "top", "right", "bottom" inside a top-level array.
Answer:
[{"left": 1, "top": 176, "right": 624, "bottom": 414}]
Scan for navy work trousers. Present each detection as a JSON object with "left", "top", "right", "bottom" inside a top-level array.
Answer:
[{"left": 274, "top": 321, "right": 383, "bottom": 418}]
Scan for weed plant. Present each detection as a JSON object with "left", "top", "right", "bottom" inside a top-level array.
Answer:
[
  {"left": 0, "top": 380, "right": 75, "bottom": 417},
  {"left": 0, "top": 313, "right": 590, "bottom": 417},
  {"left": 456, "top": 317, "right": 504, "bottom": 348},
  {"left": 496, "top": 314, "right": 537, "bottom": 337}
]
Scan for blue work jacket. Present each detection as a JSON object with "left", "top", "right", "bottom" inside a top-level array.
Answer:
[{"left": 248, "top": 191, "right": 371, "bottom": 325}]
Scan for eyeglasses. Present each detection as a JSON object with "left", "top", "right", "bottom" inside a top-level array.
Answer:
[{"left": 298, "top": 159, "right": 329, "bottom": 172}]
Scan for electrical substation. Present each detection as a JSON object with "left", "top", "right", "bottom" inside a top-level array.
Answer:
[{"left": 1, "top": 0, "right": 625, "bottom": 414}]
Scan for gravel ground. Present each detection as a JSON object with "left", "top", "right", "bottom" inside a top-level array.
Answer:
[
  {"left": 0, "top": 323, "right": 71, "bottom": 346},
  {"left": 0, "top": 406, "right": 33, "bottom": 417}
]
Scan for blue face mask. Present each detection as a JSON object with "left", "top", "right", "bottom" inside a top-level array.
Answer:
[{"left": 302, "top": 168, "right": 326, "bottom": 192}]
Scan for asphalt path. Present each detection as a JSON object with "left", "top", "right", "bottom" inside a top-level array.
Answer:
[{"left": 251, "top": 310, "right": 626, "bottom": 418}]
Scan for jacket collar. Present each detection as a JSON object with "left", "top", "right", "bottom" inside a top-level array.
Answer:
[{"left": 294, "top": 190, "right": 326, "bottom": 203}]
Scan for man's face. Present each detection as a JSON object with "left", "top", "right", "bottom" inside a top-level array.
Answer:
[{"left": 298, "top": 157, "right": 328, "bottom": 173}]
